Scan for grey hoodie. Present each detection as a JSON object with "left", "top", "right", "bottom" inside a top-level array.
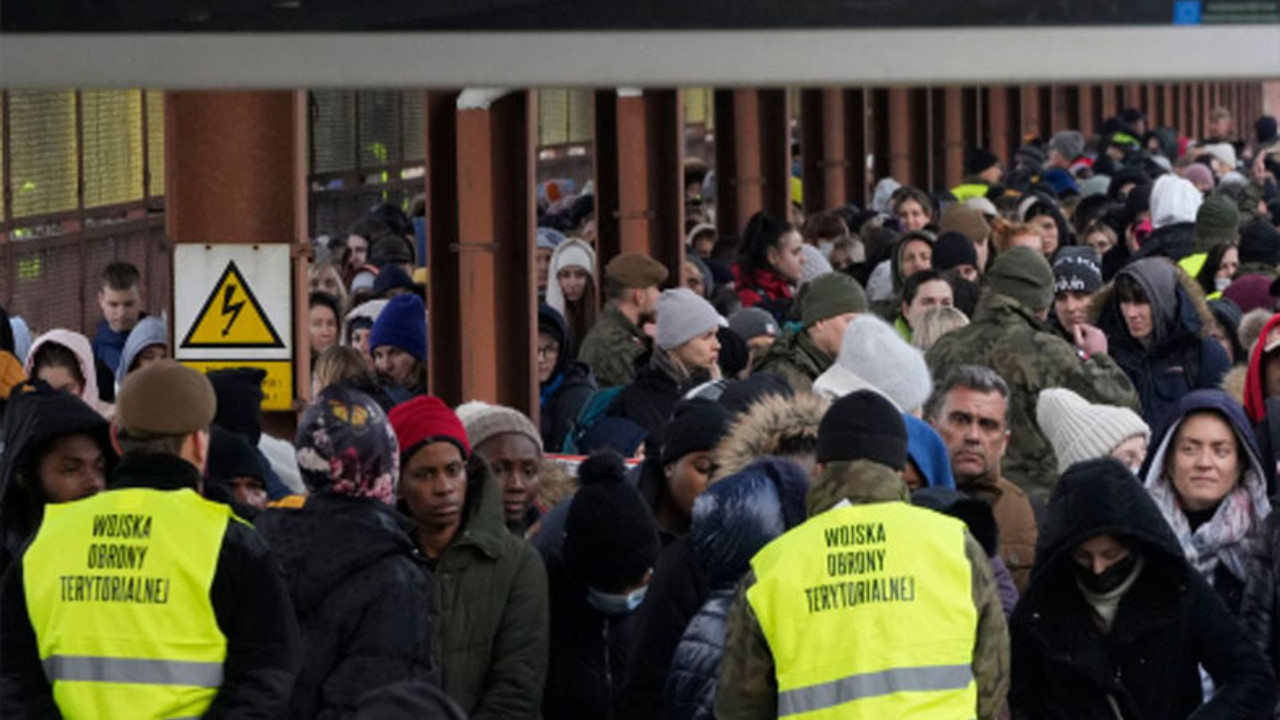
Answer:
[{"left": 115, "top": 315, "right": 168, "bottom": 388}]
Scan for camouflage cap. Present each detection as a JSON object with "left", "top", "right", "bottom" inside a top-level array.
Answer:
[
  {"left": 605, "top": 253, "right": 669, "bottom": 289},
  {"left": 987, "top": 246, "right": 1054, "bottom": 312}
]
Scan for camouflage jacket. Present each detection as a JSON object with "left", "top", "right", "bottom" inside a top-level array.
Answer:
[
  {"left": 926, "top": 292, "right": 1139, "bottom": 502},
  {"left": 714, "top": 460, "right": 1010, "bottom": 720},
  {"left": 750, "top": 328, "right": 832, "bottom": 393},
  {"left": 577, "top": 306, "right": 648, "bottom": 388}
]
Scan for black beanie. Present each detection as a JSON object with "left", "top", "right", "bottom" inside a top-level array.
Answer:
[
  {"left": 932, "top": 232, "right": 979, "bottom": 272},
  {"left": 564, "top": 453, "right": 661, "bottom": 591},
  {"left": 816, "top": 390, "right": 908, "bottom": 470},
  {"left": 1239, "top": 220, "right": 1280, "bottom": 266},
  {"left": 966, "top": 148, "right": 999, "bottom": 177},
  {"left": 716, "top": 326, "right": 750, "bottom": 379},
  {"left": 661, "top": 399, "right": 732, "bottom": 466},
  {"left": 207, "top": 368, "right": 266, "bottom": 446},
  {"left": 207, "top": 425, "right": 266, "bottom": 484}
]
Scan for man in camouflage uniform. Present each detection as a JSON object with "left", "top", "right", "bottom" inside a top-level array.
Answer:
[
  {"left": 752, "top": 273, "right": 866, "bottom": 392},
  {"left": 926, "top": 246, "right": 1139, "bottom": 501},
  {"left": 578, "top": 253, "right": 668, "bottom": 388}
]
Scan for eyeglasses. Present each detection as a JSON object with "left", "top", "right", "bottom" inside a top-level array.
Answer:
[{"left": 537, "top": 345, "right": 560, "bottom": 358}]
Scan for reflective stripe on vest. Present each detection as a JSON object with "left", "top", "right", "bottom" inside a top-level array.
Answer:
[
  {"left": 748, "top": 501, "right": 977, "bottom": 719},
  {"left": 24, "top": 487, "right": 232, "bottom": 720}
]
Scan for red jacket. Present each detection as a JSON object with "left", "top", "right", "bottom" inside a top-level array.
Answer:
[{"left": 733, "top": 265, "right": 793, "bottom": 310}]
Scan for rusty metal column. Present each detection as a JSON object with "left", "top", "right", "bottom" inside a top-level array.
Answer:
[
  {"left": 888, "top": 88, "right": 912, "bottom": 184},
  {"left": 1100, "top": 84, "right": 1117, "bottom": 122},
  {"left": 986, "top": 87, "right": 1010, "bottom": 167},
  {"left": 165, "top": 91, "right": 305, "bottom": 434},
  {"left": 1049, "top": 86, "right": 1068, "bottom": 134},
  {"left": 845, "top": 88, "right": 870, "bottom": 208},
  {"left": 800, "top": 88, "right": 849, "bottom": 215},
  {"left": 1018, "top": 84, "right": 1041, "bottom": 143},
  {"left": 1162, "top": 84, "right": 1175, "bottom": 128},
  {"left": 433, "top": 91, "right": 537, "bottom": 415},
  {"left": 941, "top": 87, "right": 964, "bottom": 191},
  {"left": 426, "top": 91, "right": 462, "bottom": 406},
  {"left": 1078, "top": 84, "right": 1095, "bottom": 136},
  {"left": 714, "top": 89, "right": 790, "bottom": 243},
  {"left": 594, "top": 89, "right": 684, "bottom": 278}
]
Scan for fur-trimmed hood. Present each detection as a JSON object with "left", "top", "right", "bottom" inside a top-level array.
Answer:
[
  {"left": 711, "top": 391, "right": 829, "bottom": 481},
  {"left": 1088, "top": 257, "right": 1217, "bottom": 347},
  {"left": 1222, "top": 364, "right": 1248, "bottom": 405}
]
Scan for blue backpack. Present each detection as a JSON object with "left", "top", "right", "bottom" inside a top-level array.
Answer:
[{"left": 559, "top": 386, "right": 625, "bottom": 454}]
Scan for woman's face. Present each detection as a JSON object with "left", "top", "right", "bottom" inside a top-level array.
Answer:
[
  {"left": 558, "top": 267, "right": 589, "bottom": 302},
  {"left": 310, "top": 268, "right": 344, "bottom": 299},
  {"left": 673, "top": 329, "right": 721, "bottom": 372},
  {"left": 309, "top": 305, "right": 339, "bottom": 353},
  {"left": 1084, "top": 230, "right": 1116, "bottom": 256},
  {"left": 346, "top": 235, "right": 369, "bottom": 269},
  {"left": 536, "top": 249, "right": 553, "bottom": 291},
  {"left": 683, "top": 261, "right": 706, "bottom": 297},
  {"left": 1217, "top": 246, "right": 1239, "bottom": 280},
  {"left": 1111, "top": 435, "right": 1148, "bottom": 474},
  {"left": 1072, "top": 534, "right": 1131, "bottom": 575},
  {"left": 537, "top": 330, "right": 560, "bottom": 384},
  {"left": 352, "top": 327, "right": 373, "bottom": 365},
  {"left": 1029, "top": 214, "right": 1059, "bottom": 257},
  {"left": 1170, "top": 412, "right": 1241, "bottom": 513},
  {"left": 899, "top": 240, "right": 933, "bottom": 279},
  {"left": 1120, "top": 300, "right": 1153, "bottom": 341},
  {"left": 768, "top": 231, "right": 806, "bottom": 284},
  {"left": 37, "top": 364, "right": 83, "bottom": 398},
  {"left": 896, "top": 199, "right": 930, "bottom": 231},
  {"left": 666, "top": 450, "right": 715, "bottom": 519}
]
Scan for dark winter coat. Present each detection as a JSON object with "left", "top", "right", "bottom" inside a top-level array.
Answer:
[
  {"left": 1135, "top": 221, "right": 1197, "bottom": 262},
  {"left": 540, "top": 303, "right": 598, "bottom": 452},
  {"left": 1010, "top": 461, "right": 1274, "bottom": 720},
  {"left": 1243, "top": 511, "right": 1280, "bottom": 713},
  {"left": 1093, "top": 257, "right": 1231, "bottom": 429},
  {"left": 0, "top": 382, "right": 113, "bottom": 576},
  {"left": 430, "top": 457, "right": 549, "bottom": 720},
  {"left": 0, "top": 452, "right": 301, "bottom": 719},
  {"left": 665, "top": 459, "right": 810, "bottom": 720},
  {"left": 609, "top": 349, "right": 709, "bottom": 447},
  {"left": 255, "top": 493, "right": 436, "bottom": 719}
]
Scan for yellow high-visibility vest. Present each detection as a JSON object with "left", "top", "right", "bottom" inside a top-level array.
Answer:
[
  {"left": 950, "top": 183, "right": 990, "bottom": 202},
  {"left": 748, "top": 501, "right": 977, "bottom": 719},
  {"left": 23, "top": 487, "right": 234, "bottom": 720}
]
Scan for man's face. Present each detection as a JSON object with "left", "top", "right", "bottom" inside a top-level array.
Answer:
[
  {"left": 99, "top": 286, "right": 142, "bottom": 333},
  {"left": 537, "top": 330, "right": 561, "bottom": 384},
  {"left": 473, "top": 433, "right": 541, "bottom": 528},
  {"left": 226, "top": 476, "right": 268, "bottom": 510},
  {"left": 1210, "top": 116, "right": 1233, "bottom": 140},
  {"left": 400, "top": 441, "right": 467, "bottom": 536},
  {"left": 374, "top": 346, "right": 416, "bottom": 387},
  {"left": 978, "top": 164, "right": 1003, "bottom": 185},
  {"left": 931, "top": 387, "right": 1010, "bottom": 482},
  {"left": 636, "top": 286, "right": 662, "bottom": 322},
  {"left": 808, "top": 312, "right": 857, "bottom": 357},
  {"left": 35, "top": 433, "right": 106, "bottom": 504},
  {"left": 904, "top": 280, "right": 953, "bottom": 330},
  {"left": 1053, "top": 290, "right": 1094, "bottom": 337}
]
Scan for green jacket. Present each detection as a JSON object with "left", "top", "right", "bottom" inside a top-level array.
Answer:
[
  {"left": 925, "top": 291, "right": 1139, "bottom": 501},
  {"left": 433, "top": 458, "right": 550, "bottom": 720},
  {"left": 751, "top": 328, "right": 832, "bottom": 393},
  {"left": 578, "top": 306, "right": 649, "bottom": 388},
  {"left": 714, "top": 460, "right": 1010, "bottom": 720}
]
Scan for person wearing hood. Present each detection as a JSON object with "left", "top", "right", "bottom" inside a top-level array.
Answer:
[
  {"left": 114, "top": 315, "right": 168, "bottom": 391},
  {"left": 25, "top": 329, "right": 113, "bottom": 418},
  {"left": 877, "top": 229, "right": 936, "bottom": 316},
  {"left": 714, "top": 391, "right": 1009, "bottom": 720},
  {"left": 345, "top": 298, "right": 388, "bottom": 368},
  {"left": 752, "top": 273, "right": 866, "bottom": 393},
  {"left": 543, "top": 452, "right": 662, "bottom": 720},
  {"left": 617, "top": 400, "right": 734, "bottom": 720},
  {"left": 545, "top": 238, "right": 598, "bottom": 343},
  {"left": 1036, "top": 387, "right": 1151, "bottom": 476},
  {"left": 812, "top": 314, "right": 933, "bottom": 416},
  {"left": 927, "top": 246, "right": 1140, "bottom": 500},
  {"left": 665, "top": 458, "right": 811, "bottom": 720},
  {"left": 1094, "top": 257, "right": 1231, "bottom": 428},
  {"left": 388, "top": 396, "right": 549, "bottom": 720},
  {"left": 2, "top": 361, "right": 301, "bottom": 718},
  {"left": 207, "top": 367, "right": 302, "bottom": 499},
  {"left": 1135, "top": 174, "right": 1203, "bottom": 261},
  {"left": 255, "top": 385, "right": 434, "bottom": 719},
  {"left": 1010, "top": 458, "right": 1274, "bottom": 720},
  {"left": 0, "top": 382, "right": 114, "bottom": 575},
  {"left": 733, "top": 212, "right": 806, "bottom": 321},
  {"left": 1018, "top": 193, "right": 1073, "bottom": 259},
  {"left": 1140, "top": 389, "right": 1271, "bottom": 615},
  {"left": 610, "top": 289, "right": 725, "bottom": 443},
  {"left": 538, "top": 304, "right": 597, "bottom": 452},
  {"left": 902, "top": 413, "right": 956, "bottom": 491},
  {"left": 205, "top": 425, "right": 269, "bottom": 516}
]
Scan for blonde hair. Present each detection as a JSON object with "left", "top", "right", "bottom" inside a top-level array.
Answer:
[
  {"left": 912, "top": 306, "right": 971, "bottom": 351},
  {"left": 309, "top": 261, "right": 350, "bottom": 313},
  {"left": 313, "top": 346, "right": 376, "bottom": 392}
]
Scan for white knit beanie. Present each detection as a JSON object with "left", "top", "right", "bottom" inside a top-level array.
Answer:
[
  {"left": 656, "top": 288, "right": 726, "bottom": 351},
  {"left": 1036, "top": 388, "right": 1151, "bottom": 474},
  {"left": 813, "top": 314, "right": 932, "bottom": 414}
]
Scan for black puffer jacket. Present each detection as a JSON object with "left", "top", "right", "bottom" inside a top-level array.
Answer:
[
  {"left": 1010, "top": 459, "right": 1274, "bottom": 720},
  {"left": 609, "top": 349, "right": 709, "bottom": 447},
  {"left": 255, "top": 493, "right": 436, "bottom": 719},
  {"left": 540, "top": 303, "right": 598, "bottom": 452},
  {"left": 664, "top": 459, "right": 810, "bottom": 720},
  {"left": 1241, "top": 511, "right": 1280, "bottom": 713}
]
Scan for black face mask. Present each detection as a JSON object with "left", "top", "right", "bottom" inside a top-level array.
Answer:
[{"left": 1077, "top": 553, "right": 1139, "bottom": 594}]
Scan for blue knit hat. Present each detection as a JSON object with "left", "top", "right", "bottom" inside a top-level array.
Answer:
[{"left": 369, "top": 293, "right": 427, "bottom": 361}]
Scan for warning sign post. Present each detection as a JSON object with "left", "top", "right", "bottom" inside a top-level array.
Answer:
[{"left": 174, "top": 245, "right": 294, "bottom": 411}]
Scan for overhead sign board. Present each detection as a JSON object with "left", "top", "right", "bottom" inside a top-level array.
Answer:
[{"left": 174, "top": 244, "right": 294, "bottom": 411}]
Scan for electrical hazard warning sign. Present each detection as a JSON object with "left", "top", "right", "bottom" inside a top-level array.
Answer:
[{"left": 174, "top": 244, "right": 294, "bottom": 410}]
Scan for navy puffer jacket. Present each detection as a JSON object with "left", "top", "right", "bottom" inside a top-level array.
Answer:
[{"left": 664, "top": 458, "right": 809, "bottom": 720}]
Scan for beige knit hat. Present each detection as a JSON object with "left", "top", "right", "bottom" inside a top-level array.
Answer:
[
  {"left": 455, "top": 401, "right": 543, "bottom": 453},
  {"left": 1036, "top": 388, "right": 1150, "bottom": 474}
]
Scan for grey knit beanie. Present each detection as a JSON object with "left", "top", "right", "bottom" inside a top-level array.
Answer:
[
  {"left": 1035, "top": 388, "right": 1150, "bottom": 474},
  {"left": 455, "top": 401, "right": 543, "bottom": 453},
  {"left": 1048, "top": 130, "right": 1085, "bottom": 162},
  {"left": 656, "top": 288, "right": 726, "bottom": 351}
]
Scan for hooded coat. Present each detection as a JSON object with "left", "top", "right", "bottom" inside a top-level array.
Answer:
[
  {"left": 714, "top": 460, "right": 1009, "bottom": 720},
  {"left": 24, "top": 330, "right": 113, "bottom": 419},
  {"left": 427, "top": 457, "right": 549, "bottom": 720},
  {"left": 1133, "top": 175, "right": 1202, "bottom": 262},
  {"left": 0, "top": 384, "right": 112, "bottom": 575},
  {"left": 114, "top": 315, "right": 167, "bottom": 389},
  {"left": 544, "top": 238, "right": 598, "bottom": 340},
  {"left": 1010, "top": 459, "right": 1275, "bottom": 720},
  {"left": 1093, "top": 258, "right": 1232, "bottom": 429},
  {"left": 1139, "top": 390, "right": 1271, "bottom": 614},
  {"left": 539, "top": 304, "right": 597, "bottom": 452},
  {"left": 665, "top": 459, "right": 810, "bottom": 720},
  {"left": 254, "top": 493, "right": 437, "bottom": 719},
  {"left": 711, "top": 391, "right": 828, "bottom": 481}
]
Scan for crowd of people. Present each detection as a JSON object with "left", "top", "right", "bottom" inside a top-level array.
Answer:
[{"left": 5, "top": 105, "right": 1280, "bottom": 718}]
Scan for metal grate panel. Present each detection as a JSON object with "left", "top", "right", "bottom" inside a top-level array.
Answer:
[
  {"left": 8, "top": 90, "right": 78, "bottom": 219},
  {"left": 146, "top": 90, "right": 165, "bottom": 196},
  {"left": 82, "top": 90, "right": 145, "bottom": 208},
  {"left": 357, "top": 90, "right": 402, "bottom": 168},
  {"left": 310, "top": 90, "right": 357, "bottom": 174}
]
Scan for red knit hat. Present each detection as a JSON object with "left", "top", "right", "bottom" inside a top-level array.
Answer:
[{"left": 388, "top": 396, "right": 471, "bottom": 459}]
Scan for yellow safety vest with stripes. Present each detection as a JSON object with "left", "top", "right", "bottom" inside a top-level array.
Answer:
[
  {"left": 23, "top": 487, "right": 233, "bottom": 720},
  {"left": 748, "top": 501, "right": 977, "bottom": 719},
  {"left": 950, "top": 183, "right": 990, "bottom": 202}
]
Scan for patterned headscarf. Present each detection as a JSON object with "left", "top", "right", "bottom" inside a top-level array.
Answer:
[{"left": 295, "top": 385, "right": 400, "bottom": 505}]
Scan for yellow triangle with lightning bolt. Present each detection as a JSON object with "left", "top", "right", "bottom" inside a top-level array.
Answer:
[{"left": 181, "top": 260, "right": 285, "bottom": 348}]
